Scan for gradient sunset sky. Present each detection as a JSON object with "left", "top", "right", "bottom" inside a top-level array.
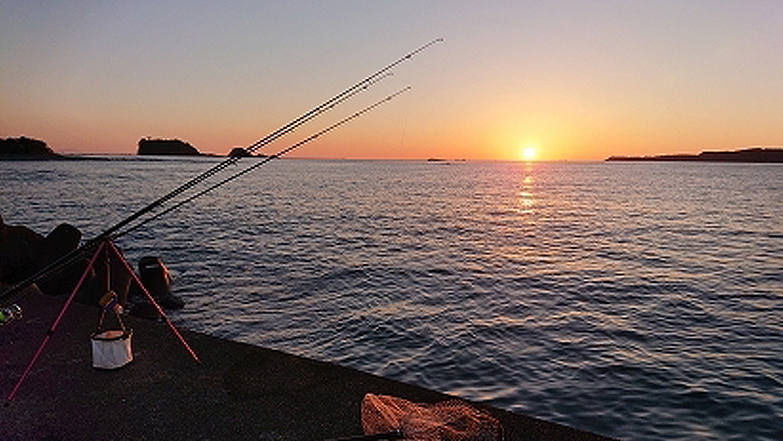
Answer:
[{"left": 1, "top": 1, "right": 781, "bottom": 161}]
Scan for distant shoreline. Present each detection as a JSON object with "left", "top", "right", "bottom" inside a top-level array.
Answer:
[{"left": 606, "top": 148, "right": 783, "bottom": 163}]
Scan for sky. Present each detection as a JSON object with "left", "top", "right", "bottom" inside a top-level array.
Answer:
[{"left": 1, "top": 1, "right": 782, "bottom": 161}]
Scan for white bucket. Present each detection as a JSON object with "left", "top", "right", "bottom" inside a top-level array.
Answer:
[{"left": 91, "top": 329, "right": 133, "bottom": 369}]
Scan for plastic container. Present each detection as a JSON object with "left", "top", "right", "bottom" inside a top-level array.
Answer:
[{"left": 91, "top": 329, "right": 133, "bottom": 369}]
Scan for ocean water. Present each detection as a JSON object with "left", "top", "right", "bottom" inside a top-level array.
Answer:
[{"left": 2, "top": 157, "right": 782, "bottom": 440}]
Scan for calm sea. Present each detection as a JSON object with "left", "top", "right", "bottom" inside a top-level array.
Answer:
[{"left": 2, "top": 157, "right": 782, "bottom": 440}]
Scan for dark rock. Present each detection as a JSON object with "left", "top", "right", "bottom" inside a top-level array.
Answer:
[
  {"left": 0, "top": 216, "right": 95, "bottom": 299},
  {"left": 41, "top": 223, "right": 82, "bottom": 265},
  {"left": 129, "top": 256, "right": 185, "bottom": 313},
  {"left": 35, "top": 223, "right": 89, "bottom": 298},
  {"left": 229, "top": 147, "right": 252, "bottom": 158},
  {"left": 0, "top": 214, "right": 46, "bottom": 283},
  {"left": 0, "top": 216, "right": 132, "bottom": 306},
  {"left": 137, "top": 138, "right": 201, "bottom": 156}
]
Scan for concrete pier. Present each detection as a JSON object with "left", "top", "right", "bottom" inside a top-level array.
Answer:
[{"left": 1, "top": 291, "right": 615, "bottom": 440}]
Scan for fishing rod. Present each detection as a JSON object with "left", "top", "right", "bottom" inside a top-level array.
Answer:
[
  {"left": 100, "top": 38, "right": 443, "bottom": 240},
  {"left": 0, "top": 39, "right": 442, "bottom": 306},
  {"left": 133, "top": 38, "right": 442, "bottom": 217},
  {"left": 115, "top": 87, "right": 412, "bottom": 240},
  {"left": 145, "top": 69, "right": 394, "bottom": 204}
]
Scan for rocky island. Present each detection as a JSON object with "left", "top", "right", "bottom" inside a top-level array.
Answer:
[
  {"left": 607, "top": 147, "right": 783, "bottom": 163},
  {"left": 229, "top": 147, "right": 252, "bottom": 157},
  {"left": 0, "top": 137, "right": 61, "bottom": 159},
  {"left": 137, "top": 138, "right": 201, "bottom": 156}
]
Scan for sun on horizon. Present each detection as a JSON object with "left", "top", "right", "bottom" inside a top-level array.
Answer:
[{"left": 522, "top": 145, "right": 537, "bottom": 162}]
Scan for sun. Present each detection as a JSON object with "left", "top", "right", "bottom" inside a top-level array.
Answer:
[{"left": 522, "top": 146, "right": 537, "bottom": 161}]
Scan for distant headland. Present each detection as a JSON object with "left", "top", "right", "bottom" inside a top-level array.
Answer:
[
  {"left": 0, "top": 137, "right": 62, "bottom": 159},
  {"left": 607, "top": 148, "right": 783, "bottom": 163}
]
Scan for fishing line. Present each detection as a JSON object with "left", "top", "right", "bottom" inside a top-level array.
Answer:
[
  {"left": 120, "top": 71, "right": 394, "bottom": 228},
  {"left": 71, "top": 39, "right": 439, "bottom": 242},
  {"left": 0, "top": 39, "right": 442, "bottom": 306},
  {"left": 115, "top": 87, "right": 412, "bottom": 240}
]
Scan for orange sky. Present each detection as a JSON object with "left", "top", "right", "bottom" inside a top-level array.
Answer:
[{"left": 2, "top": 1, "right": 782, "bottom": 161}]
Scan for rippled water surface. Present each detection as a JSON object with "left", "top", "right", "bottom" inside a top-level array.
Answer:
[{"left": 2, "top": 158, "right": 782, "bottom": 440}]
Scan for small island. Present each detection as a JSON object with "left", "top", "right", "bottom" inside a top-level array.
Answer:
[
  {"left": 229, "top": 147, "right": 252, "bottom": 158},
  {"left": 0, "top": 137, "right": 61, "bottom": 159},
  {"left": 607, "top": 147, "right": 783, "bottom": 163},
  {"left": 137, "top": 138, "right": 201, "bottom": 156}
]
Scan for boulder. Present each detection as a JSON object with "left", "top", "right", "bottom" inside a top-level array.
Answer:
[{"left": 0, "top": 214, "right": 46, "bottom": 283}]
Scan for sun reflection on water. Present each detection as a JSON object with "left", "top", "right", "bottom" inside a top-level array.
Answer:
[{"left": 517, "top": 165, "right": 535, "bottom": 215}]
